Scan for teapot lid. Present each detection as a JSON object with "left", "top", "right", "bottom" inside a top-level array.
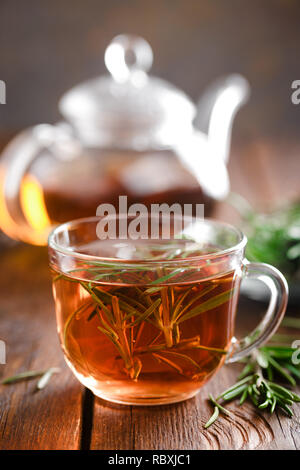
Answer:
[{"left": 59, "top": 35, "right": 196, "bottom": 148}]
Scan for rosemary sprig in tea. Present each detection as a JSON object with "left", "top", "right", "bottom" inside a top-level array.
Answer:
[{"left": 57, "top": 255, "right": 232, "bottom": 381}]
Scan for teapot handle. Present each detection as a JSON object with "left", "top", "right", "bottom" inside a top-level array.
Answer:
[
  {"left": 195, "top": 74, "right": 250, "bottom": 164},
  {"left": 0, "top": 123, "right": 78, "bottom": 245}
]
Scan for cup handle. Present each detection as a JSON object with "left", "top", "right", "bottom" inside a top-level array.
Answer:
[{"left": 226, "top": 260, "right": 289, "bottom": 363}]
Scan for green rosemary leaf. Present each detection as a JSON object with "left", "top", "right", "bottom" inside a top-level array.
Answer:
[
  {"left": 272, "top": 393, "right": 293, "bottom": 406},
  {"left": 191, "top": 345, "right": 227, "bottom": 355},
  {"left": 97, "top": 312, "right": 119, "bottom": 340},
  {"left": 287, "top": 243, "right": 300, "bottom": 260},
  {"left": 1, "top": 369, "right": 47, "bottom": 384},
  {"left": 52, "top": 272, "right": 65, "bottom": 282},
  {"left": 247, "top": 386, "right": 258, "bottom": 406},
  {"left": 80, "top": 282, "right": 112, "bottom": 318},
  {"left": 93, "top": 286, "right": 138, "bottom": 317},
  {"left": 222, "top": 384, "right": 249, "bottom": 401},
  {"left": 128, "top": 298, "right": 161, "bottom": 327},
  {"left": 281, "top": 316, "right": 300, "bottom": 329},
  {"left": 267, "top": 355, "right": 297, "bottom": 386},
  {"left": 283, "top": 363, "right": 300, "bottom": 379},
  {"left": 144, "top": 286, "right": 164, "bottom": 294},
  {"left": 93, "top": 271, "right": 125, "bottom": 280},
  {"left": 178, "top": 289, "right": 234, "bottom": 324},
  {"left": 152, "top": 353, "right": 183, "bottom": 374},
  {"left": 173, "top": 286, "right": 216, "bottom": 322},
  {"left": 291, "top": 392, "right": 300, "bottom": 402},
  {"left": 97, "top": 327, "right": 126, "bottom": 363},
  {"left": 149, "top": 268, "right": 185, "bottom": 285},
  {"left": 92, "top": 286, "right": 116, "bottom": 298},
  {"left": 135, "top": 338, "right": 227, "bottom": 356},
  {"left": 116, "top": 293, "right": 147, "bottom": 312},
  {"left": 36, "top": 367, "right": 61, "bottom": 390},
  {"left": 87, "top": 309, "right": 98, "bottom": 321},
  {"left": 270, "top": 397, "right": 277, "bottom": 413},
  {"left": 268, "top": 382, "right": 295, "bottom": 400},
  {"left": 64, "top": 299, "right": 94, "bottom": 348},
  {"left": 267, "top": 366, "right": 273, "bottom": 381},
  {"left": 80, "top": 261, "right": 150, "bottom": 270},
  {"left": 53, "top": 267, "right": 115, "bottom": 283},
  {"left": 265, "top": 388, "right": 271, "bottom": 399},
  {"left": 278, "top": 401, "right": 293, "bottom": 417},
  {"left": 53, "top": 272, "right": 80, "bottom": 283},
  {"left": 97, "top": 326, "right": 118, "bottom": 341},
  {"left": 171, "top": 288, "right": 193, "bottom": 320},
  {"left": 238, "top": 362, "right": 254, "bottom": 380},
  {"left": 91, "top": 286, "right": 145, "bottom": 319},
  {"left": 256, "top": 351, "right": 269, "bottom": 368},
  {"left": 161, "top": 350, "right": 202, "bottom": 371},
  {"left": 203, "top": 301, "right": 300, "bottom": 429},
  {"left": 239, "top": 388, "right": 248, "bottom": 405},
  {"left": 262, "top": 345, "right": 296, "bottom": 358},
  {"left": 217, "top": 375, "right": 253, "bottom": 399},
  {"left": 88, "top": 283, "right": 139, "bottom": 321},
  {"left": 209, "top": 394, "right": 233, "bottom": 417},
  {"left": 204, "top": 406, "right": 219, "bottom": 429},
  {"left": 258, "top": 399, "right": 271, "bottom": 409}
]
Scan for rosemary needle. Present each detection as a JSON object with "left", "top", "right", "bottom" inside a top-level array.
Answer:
[
  {"left": 1, "top": 367, "right": 61, "bottom": 389},
  {"left": 226, "top": 193, "right": 300, "bottom": 282},
  {"left": 204, "top": 406, "right": 219, "bottom": 428},
  {"left": 204, "top": 341, "right": 300, "bottom": 429},
  {"left": 36, "top": 367, "right": 61, "bottom": 390},
  {"left": 209, "top": 394, "right": 233, "bottom": 417},
  {"left": 1, "top": 370, "right": 47, "bottom": 384}
]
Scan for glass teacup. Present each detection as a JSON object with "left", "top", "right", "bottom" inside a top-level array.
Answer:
[{"left": 48, "top": 215, "right": 288, "bottom": 405}]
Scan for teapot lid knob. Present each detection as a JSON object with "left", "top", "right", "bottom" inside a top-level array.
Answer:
[
  {"left": 104, "top": 35, "right": 153, "bottom": 83},
  {"left": 59, "top": 34, "right": 195, "bottom": 148}
]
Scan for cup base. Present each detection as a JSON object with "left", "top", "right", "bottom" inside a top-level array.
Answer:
[
  {"left": 91, "top": 388, "right": 200, "bottom": 406},
  {"left": 67, "top": 358, "right": 207, "bottom": 406}
]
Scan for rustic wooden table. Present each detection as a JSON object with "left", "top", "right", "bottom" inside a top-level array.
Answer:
[{"left": 0, "top": 138, "right": 299, "bottom": 450}]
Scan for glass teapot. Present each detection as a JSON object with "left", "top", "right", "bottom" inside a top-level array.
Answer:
[{"left": 0, "top": 35, "right": 249, "bottom": 245}]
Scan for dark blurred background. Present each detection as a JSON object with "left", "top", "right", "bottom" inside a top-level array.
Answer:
[
  {"left": 0, "top": 0, "right": 299, "bottom": 139},
  {"left": 0, "top": 0, "right": 299, "bottom": 211}
]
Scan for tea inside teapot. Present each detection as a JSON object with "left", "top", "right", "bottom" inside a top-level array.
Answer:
[{"left": 0, "top": 35, "right": 249, "bottom": 245}]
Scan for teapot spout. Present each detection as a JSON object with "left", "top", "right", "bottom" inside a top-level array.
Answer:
[{"left": 195, "top": 74, "right": 250, "bottom": 164}]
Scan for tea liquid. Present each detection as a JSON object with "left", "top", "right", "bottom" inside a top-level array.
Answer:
[{"left": 52, "top": 252, "right": 240, "bottom": 404}]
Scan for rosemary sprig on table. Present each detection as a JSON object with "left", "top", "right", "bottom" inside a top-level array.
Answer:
[
  {"left": 204, "top": 328, "right": 300, "bottom": 428},
  {"left": 227, "top": 192, "right": 300, "bottom": 282},
  {"left": 1, "top": 367, "right": 60, "bottom": 390}
]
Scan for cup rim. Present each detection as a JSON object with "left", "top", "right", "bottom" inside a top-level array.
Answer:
[{"left": 48, "top": 215, "right": 247, "bottom": 265}]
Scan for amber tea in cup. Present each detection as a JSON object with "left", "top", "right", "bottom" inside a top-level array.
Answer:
[{"left": 48, "top": 216, "right": 288, "bottom": 405}]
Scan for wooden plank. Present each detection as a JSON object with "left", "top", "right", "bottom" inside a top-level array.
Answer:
[
  {"left": 90, "top": 362, "right": 299, "bottom": 450},
  {"left": 0, "top": 244, "right": 83, "bottom": 450},
  {"left": 90, "top": 293, "right": 300, "bottom": 450},
  {"left": 0, "top": 139, "right": 299, "bottom": 449},
  {"left": 90, "top": 141, "right": 300, "bottom": 450},
  {"left": 91, "top": 399, "right": 134, "bottom": 450}
]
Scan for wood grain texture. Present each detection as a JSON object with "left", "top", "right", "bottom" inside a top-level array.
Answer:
[
  {"left": 0, "top": 137, "right": 299, "bottom": 449},
  {"left": 0, "top": 245, "right": 84, "bottom": 450},
  {"left": 0, "top": 1, "right": 300, "bottom": 449},
  {"left": 90, "top": 321, "right": 300, "bottom": 450}
]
